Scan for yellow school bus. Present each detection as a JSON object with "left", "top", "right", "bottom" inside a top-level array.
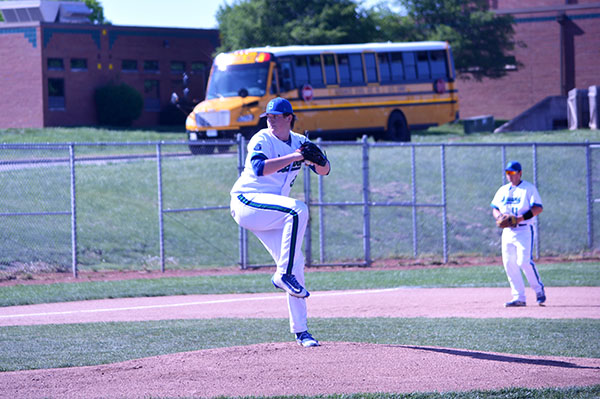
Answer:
[{"left": 185, "top": 42, "right": 459, "bottom": 154}]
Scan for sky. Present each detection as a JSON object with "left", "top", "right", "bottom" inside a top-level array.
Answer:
[{"left": 99, "top": 0, "right": 400, "bottom": 30}]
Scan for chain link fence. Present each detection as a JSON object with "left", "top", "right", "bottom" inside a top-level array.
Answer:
[{"left": 1, "top": 139, "right": 599, "bottom": 277}]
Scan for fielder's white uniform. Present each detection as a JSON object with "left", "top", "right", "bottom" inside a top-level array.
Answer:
[
  {"left": 230, "top": 128, "right": 313, "bottom": 333},
  {"left": 491, "top": 180, "right": 544, "bottom": 302}
]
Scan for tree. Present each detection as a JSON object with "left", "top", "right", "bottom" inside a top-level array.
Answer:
[
  {"left": 215, "top": 0, "right": 376, "bottom": 53},
  {"left": 84, "top": 0, "right": 108, "bottom": 24},
  {"left": 390, "top": 0, "right": 521, "bottom": 80}
]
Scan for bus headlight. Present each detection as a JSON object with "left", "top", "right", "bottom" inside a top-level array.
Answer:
[
  {"left": 189, "top": 132, "right": 198, "bottom": 141},
  {"left": 237, "top": 114, "right": 254, "bottom": 123}
]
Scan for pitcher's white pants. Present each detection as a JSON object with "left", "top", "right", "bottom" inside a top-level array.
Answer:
[
  {"left": 230, "top": 193, "right": 309, "bottom": 333},
  {"left": 501, "top": 225, "right": 544, "bottom": 302}
]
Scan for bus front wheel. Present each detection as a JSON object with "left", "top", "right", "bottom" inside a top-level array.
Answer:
[{"left": 385, "top": 111, "right": 411, "bottom": 142}]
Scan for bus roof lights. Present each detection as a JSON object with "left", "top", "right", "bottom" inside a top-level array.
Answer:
[{"left": 256, "top": 52, "right": 271, "bottom": 63}]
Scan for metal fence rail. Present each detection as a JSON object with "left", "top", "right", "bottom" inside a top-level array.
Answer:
[{"left": 1, "top": 139, "right": 598, "bottom": 277}]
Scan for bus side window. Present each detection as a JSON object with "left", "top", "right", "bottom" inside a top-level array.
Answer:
[
  {"left": 308, "top": 54, "right": 324, "bottom": 87},
  {"left": 349, "top": 54, "right": 364, "bottom": 85},
  {"left": 338, "top": 54, "right": 351, "bottom": 85},
  {"left": 294, "top": 56, "right": 310, "bottom": 87},
  {"left": 364, "top": 53, "right": 377, "bottom": 83},
  {"left": 323, "top": 54, "right": 338, "bottom": 85},
  {"left": 378, "top": 53, "right": 391, "bottom": 83},
  {"left": 390, "top": 52, "right": 404, "bottom": 81},
  {"left": 279, "top": 59, "right": 294, "bottom": 92},
  {"left": 417, "top": 51, "right": 431, "bottom": 79},
  {"left": 429, "top": 50, "right": 448, "bottom": 78},
  {"left": 270, "top": 68, "right": 278, "bottom": 94},
  {"left": 403, "top": 52, "right": 417, "bottom": 81}
]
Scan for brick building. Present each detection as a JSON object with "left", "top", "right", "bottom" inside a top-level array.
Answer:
[
  {"left": 458, "top": 0, "right": 600, "bottom": 120},
  {"left": 0, "top": 1, "right": 219, "bottom": 129}
]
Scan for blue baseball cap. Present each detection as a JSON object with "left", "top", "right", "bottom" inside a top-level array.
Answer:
[
  {"left": 260, "top": 97, "right": 293, "bottom": 117},
  {"left": 505, "top": 161, "right": 522, "bottom": 172}
]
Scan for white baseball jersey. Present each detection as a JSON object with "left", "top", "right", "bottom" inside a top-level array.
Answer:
[
  {"left": 490, "top": 180, "right": 543, "bottom": 226},
  {"left": 230, "top": 128, "right": 307, "bottom": 197}
]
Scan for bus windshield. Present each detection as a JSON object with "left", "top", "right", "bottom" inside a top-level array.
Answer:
[{"left": 206, "top": 63, "right": 270, "bottom": 99}]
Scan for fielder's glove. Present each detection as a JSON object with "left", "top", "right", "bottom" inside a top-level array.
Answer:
[
  {"left": 299, "top": 141, "right": 328, "bottom": 167},
  {"left": 496, "top": 213, "right": 517, "bottom": 228}
]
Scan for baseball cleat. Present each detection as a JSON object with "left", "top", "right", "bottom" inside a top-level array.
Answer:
[
  {"left": 296, "top": 331, "right": 320, "bottom": 347},
  {"left": 504, "top": 300, "right": 526, "bottom": 307},
  {"left": 536, "top": 290, "right": 546, "bottom": 305},
  {"left": 271, "top": 273, "right": 310, "bottom": 298}
]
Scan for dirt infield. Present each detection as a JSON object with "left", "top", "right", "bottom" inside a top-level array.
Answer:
[{"left": 1, "top": 286, "right": 599, "bottom": 398}]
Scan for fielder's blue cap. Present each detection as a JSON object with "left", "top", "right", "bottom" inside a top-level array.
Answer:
[
  {"left": 260, "top": 97, "right": 293, "bottom": 117},
  {"left": 505, "top": 161, "right": 522, "bottom": 172}
]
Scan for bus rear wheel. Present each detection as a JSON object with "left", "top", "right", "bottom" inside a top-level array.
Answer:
[{"left": 385, "top": 111, "right": 411, "bottom": 142}]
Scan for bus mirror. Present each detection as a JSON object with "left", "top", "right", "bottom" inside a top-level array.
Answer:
[
  {"left": 238, "top": 88, "right": 249, "bottom": 98},
  {"left": 170, "top": 92, "right": 179, "bottom": 104}
]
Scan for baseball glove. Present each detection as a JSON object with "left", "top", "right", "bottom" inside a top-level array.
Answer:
[
  {"left": 299, "top": 141, "right": 328, "bottom": 167},
  {"left": 496, "top": 213, "right": 517, "bottom": 228}
]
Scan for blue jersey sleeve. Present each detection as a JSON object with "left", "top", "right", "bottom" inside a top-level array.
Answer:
[{"left": 251, "top": 153, "right": 268, "bottom": 176}]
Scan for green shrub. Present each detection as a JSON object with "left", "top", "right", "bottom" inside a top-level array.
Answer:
[{"left": 94, "top": 83, "right": 143, "bottom": 127}]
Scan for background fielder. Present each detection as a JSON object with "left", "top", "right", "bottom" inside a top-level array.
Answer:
[
  {"left": 230, "top": 97, "right": 330, "bottom": 347},
  {"left": 491, "top": 161, "right": 546, "bottom": 307}
]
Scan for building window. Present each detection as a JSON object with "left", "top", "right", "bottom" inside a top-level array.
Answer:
[
  {"left": 170, "top": 61, "right": 186, "bottom": 74},
  {"left": 70, "top": 58, "right": 87, "bottom": 71},
  {"left": 144, "top": 60, "right": 159, "bottom": 72},
  {"left": 191, "top": 61, "right": 207, "bottom": 74},
  {"left": 47, "top": 58, "right": 64, "bottom": 71},
  {"left": 122, "top": 59, "right": 138, "bottom": 72},
  {"left": 144, "top": 79, "right": 160, "bottom": 111},
  {"left": 48, "top": 78, "right": 65, "bottom": 110}
]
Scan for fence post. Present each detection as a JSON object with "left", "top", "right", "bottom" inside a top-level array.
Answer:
[
  {"left": 362, "top": 135, "right": 371, "bottom": 266},
  {"left": 69, "top": 144, "right": 78, "bottom": 278},
  {"left": 532, "top": 144, "right": 540, "bottom": 259},
  {"left": 501, "top": 145, "right": 507, "bottom": 185},
  {"left": 440, "top": 144, "right": 448, "bottom": 263},
  {"left": 236, "top": 134, "right": 248, "bottom": 269},
  {"left": 585, "top": 141, "right": 594, "bottom": 249},
  {"left": 304, "top": 161, "right": 312, "bottom": 267},
  {"left": 411, "top": 145, "right": 418, "bottom": 258},
  {"left": 156, "top": 143, "right": 165, "bottom": 272}
]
